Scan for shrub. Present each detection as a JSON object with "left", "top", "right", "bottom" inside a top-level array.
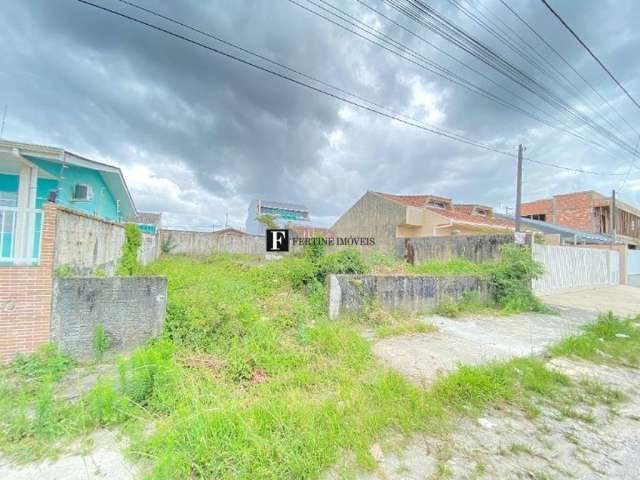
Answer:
[
  {"left": 489, "top": 245, "right": 545, "bottom": 312},
  {"left": 10, "top": 344, "right": 73, "bottom": 382},
  {"left": 317, "top": 249, "right": 368, "bottom": 278},
  {"left": 302, "top": 237, "right": 326, "bottom": 262},
  {"left": 117, "top": 223, "right": 142, "bottom": 276}
]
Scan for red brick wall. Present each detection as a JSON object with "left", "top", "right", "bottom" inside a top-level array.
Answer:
[
  {"left": 552, "top": 192, "right": 598, "bottom": 232},
  {"left": 0, "top": 203, "right": 57, "bottom": 363},
  {"left": 522, "top": 191, "right": 606, "bottom": 233},
  {"left": 521, "top": 199, "right": 553, "bottom": 217}
]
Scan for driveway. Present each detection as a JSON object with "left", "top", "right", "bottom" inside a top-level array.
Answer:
[{"left": 540, "top": 285, "right": 640, "bottom": 317}]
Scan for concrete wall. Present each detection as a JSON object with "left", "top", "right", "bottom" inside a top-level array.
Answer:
[
  {"left": 397, "top": 234, "right": 514, "bottom": 264},
  {"left": 0, "top": 202, "right": 56, "bottom": 363},
  {"left": 159, "top": 229, "right": 264, "bottom": 256},
  {"left": 332, "top": 192, "right": 407, "bottom": 254},
  {"left": 51, "top": 276, "right": 167, "bottom": 359},
  {"left": 54, "top": 207, "right": 159, "bottom": 274},
  {"left": 532, "top": 244, "right": 620, "bottom": 294},
  {"left": 328, "top": 274, "right": 491, "bottom": 320}
]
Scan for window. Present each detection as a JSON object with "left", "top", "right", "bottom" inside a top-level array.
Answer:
[
  {"left": 428, "top": 200, "right": 446, "bottom": 209},
  {"left": 524, "top": 214, "right": 546, "bottom": 222},
  {"left": 0, "top": 191, "right": 17, "bottom": 208},
  {"left": 475, "top": 209, "right": 488, "bottom": 217}
]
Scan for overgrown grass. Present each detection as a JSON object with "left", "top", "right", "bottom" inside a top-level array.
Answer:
[
  {"left": 407, "top": 257, "right": 488, "bottom": 277},
  {"left": 0, "top": 252, "right": 607, "bottom": 478},
  {"left": 551, "top": 312, "right": 640, "bottom": 367}
]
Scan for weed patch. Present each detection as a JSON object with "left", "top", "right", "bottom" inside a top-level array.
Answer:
[{"left": 551, "top": 312, "right": 640, "bottom": 367}]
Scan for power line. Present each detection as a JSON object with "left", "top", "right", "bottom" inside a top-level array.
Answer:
[
  {"left": 73, "top": 0, "right": 626, "bottom": 177},
  {"left": 398, "top": 0, "right": 640, "bottom": 159},
  {"left": 499, "top": 0, "right": 638, "bottom": 140},
  {"left": 539, "top": 0, "right": 640, "bottom": 111},
  {"left": 294, "top": 0, "right": 632, "bottom": 160},
  {"left": 74, "top": 0, "right": 513, "bottom": 154}
]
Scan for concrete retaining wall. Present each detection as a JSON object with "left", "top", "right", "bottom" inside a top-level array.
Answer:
[
  {"left": 160, "top": 229, "right": 264, "bottom": 255},
  {"left": 532, "top": 244, "right": 620, "bottom": 294},
  {"left": 328, "top": 274, "right": 491, "bottom": 320},
  {"left": 397, "top": 234, "right": 514, "bottom": 264},
  {"left": 51, "top": 276, "right": 167, "bottom": 359},
  {"left": 54, "top": 207, "right": 160, "bottom": 274}
]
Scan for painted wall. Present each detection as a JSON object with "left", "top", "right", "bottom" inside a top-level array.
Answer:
[
  {"left": 532, "top": 244, "right": 620, "bottom": 293},
  {"left": 331, "top": 192, "right": 407, "bottom": 253},
  {"left": 26, "top": 156, "right": 120, "bottom": 221}
]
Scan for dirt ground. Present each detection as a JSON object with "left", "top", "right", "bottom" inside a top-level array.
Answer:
[
  {"left": 351, "top": 359, "right": 640, "bottom": 479},
  {"left": 540, "top": 285, "right": 640, "bottom": 317},
  {"left": 0, "top": 430, "right": 140, "bottom": 480},
  {"left": 373, "top": 307, "right": 597, "bottom": 385},
  {"left": 363, "top": 288, "right": 640, "bottom": 479}
]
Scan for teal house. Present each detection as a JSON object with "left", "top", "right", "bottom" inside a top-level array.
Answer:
[{"left": 0, "top": 140, "right": 137, "bottom": 264}]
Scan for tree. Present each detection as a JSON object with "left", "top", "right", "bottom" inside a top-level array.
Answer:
[{"left": 256, "top": 214, "right": 278, "bottom": 230}]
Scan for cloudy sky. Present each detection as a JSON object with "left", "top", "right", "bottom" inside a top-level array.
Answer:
[{"left": 2, "top": 0, "right": 640, "bottom": 229}]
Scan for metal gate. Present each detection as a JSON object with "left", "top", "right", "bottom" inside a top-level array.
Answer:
[{"left": 628, "top": 250, "right": 640, "bottom": 287}]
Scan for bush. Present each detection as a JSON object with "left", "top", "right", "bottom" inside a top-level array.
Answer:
[
  {"left": 317, "top": 249, "right": 368, "bottom": 278},
  {"left": 302, "top": 237, "right": 326, "bottom": 262},
  {"left": 117, "top": 224, "right": 142, "bottom": 276},
  {"left": 489, "top": 245, "right": 545, "bottom": 312}
]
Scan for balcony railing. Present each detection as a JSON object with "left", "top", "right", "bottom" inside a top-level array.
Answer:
[{"left": 0, "top": 207, "right": 44, "bottom": 266}]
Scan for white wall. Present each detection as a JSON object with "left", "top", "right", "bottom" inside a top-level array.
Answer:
[{"left": 533, "top": 244, "right": 620, "bottom": 294}]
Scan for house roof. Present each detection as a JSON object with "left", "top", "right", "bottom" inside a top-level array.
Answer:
[
  {"left": 288, "top": 224, "right": 333, "bottom": 237},
  {"left": 0, "top": 139, "right": 137, "bottom": 219},
  {"left": 373, "top": 191, "right": 514, "bottom": 230},
  {"left": 374, "top": 192, "right": 452, "bottom": 208},
  {"left": 214, "top": 227, "right": 251, "bottom": 236}
]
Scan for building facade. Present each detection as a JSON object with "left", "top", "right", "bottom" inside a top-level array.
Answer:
[
  {"left": 0, "top": 140, "right": 137, "bottom": 265},
  {"left": 521, "top": 191, "right": 640, "bottom": 247},
  {"left": 332, "top": 191, "right": 514, "bottom": 253},
  {"left": 245, "top": 199, "right": 311, "bottom": 235}
]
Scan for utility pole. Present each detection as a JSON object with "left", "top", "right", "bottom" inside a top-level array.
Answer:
[
  {"left": 515, "top": 144, "right": 524, "bottom": 232},
  {"left": 611, "top": 189, "right": 617, "bottom": 245},
  {"left": 0, "top": 105, "right": 7, "bottom": 139}
]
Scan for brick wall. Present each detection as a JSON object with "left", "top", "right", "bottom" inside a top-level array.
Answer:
[
  {"left": 0, "top": 202, "right": 57, "bottom": 363},
  {"left": 522, "top": 191, "right": 604, "bottom": 233},
  {"left": 553, "top": 191, "right": 598, "bottom": 232}
]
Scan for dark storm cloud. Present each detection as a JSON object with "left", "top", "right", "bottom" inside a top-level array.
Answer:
[{"left": 1, "top": 0, "right": 640, "bottom": 228}]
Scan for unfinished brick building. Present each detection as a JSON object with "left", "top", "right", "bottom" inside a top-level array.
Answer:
[{"left": 521, "top": 191, "right": 640, "bottom": 247}]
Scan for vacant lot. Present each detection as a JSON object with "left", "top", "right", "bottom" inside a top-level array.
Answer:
[{"left": 1, "top": 253, "right": 638, "bottom": 479}]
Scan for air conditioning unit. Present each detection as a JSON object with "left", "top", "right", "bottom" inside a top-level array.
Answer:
[{"left": 72, "top": 184, "right": 93, "bottom": 201}]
